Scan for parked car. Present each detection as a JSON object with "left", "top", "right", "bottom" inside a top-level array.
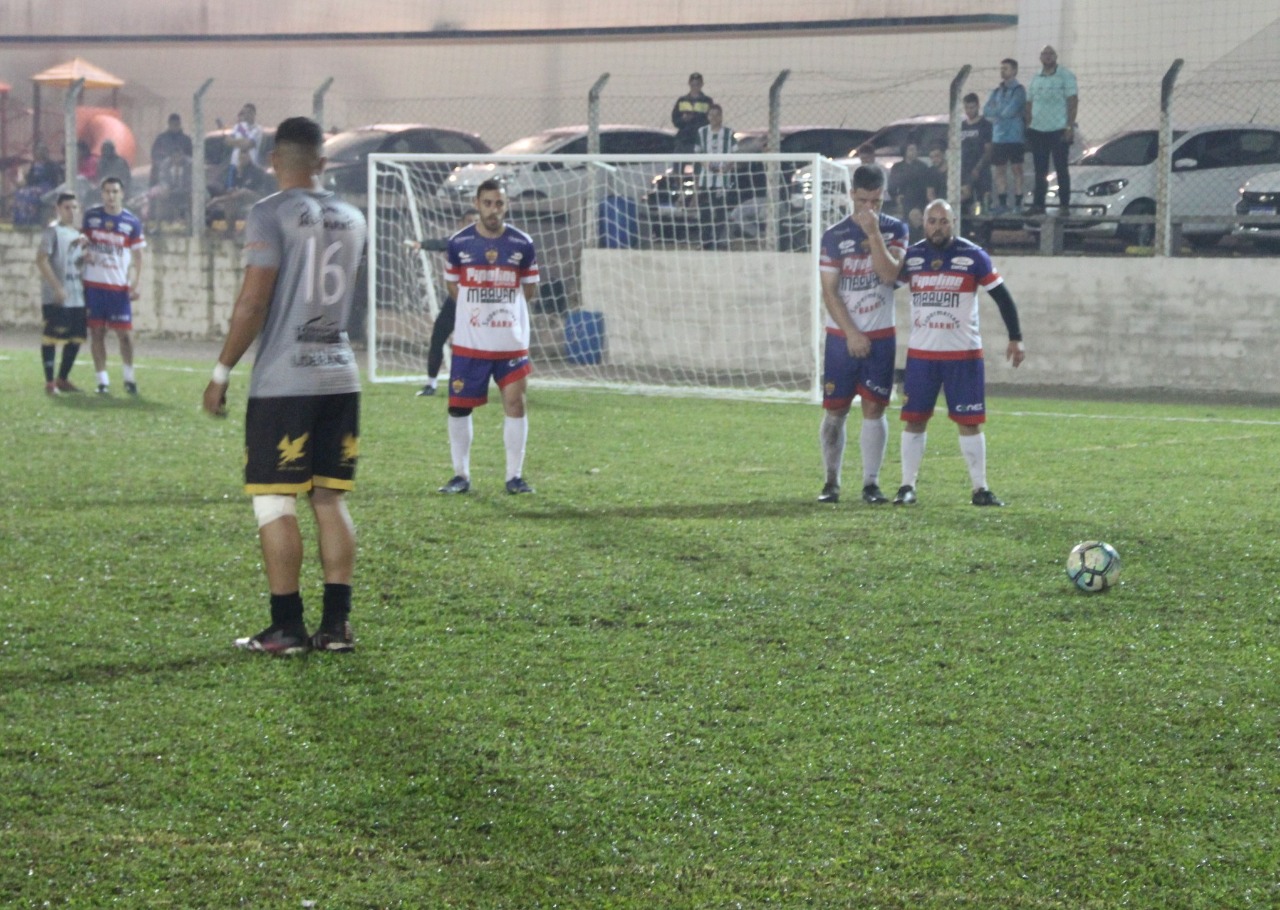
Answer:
[
  {"left": 646, "top": 125, "right": 874, "bottom": 240},
  {"left": 1232, "top": 168, "right": 1280, "bottom": 251},
  {"left": 437, "top": 125, "right": 675, "bottom": 214},
  {"left": 1032, "top": 123, "right": 1280, "bottom": 246},
  {"left": 784, "top": 115, "right": 950, "bottom": 246},
  {"left": 322, "top": 124, "right": 491, "bottom": 208}
]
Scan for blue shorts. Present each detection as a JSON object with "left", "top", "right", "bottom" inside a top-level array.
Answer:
[
  {"left": 447, "top": 353, "right": 531, "bottom": 408},
  {"left": 900, "top": 355, "right": 986, "bottom": 425},
  {"left": 85, "top": 286, "right": 132, "bottom": 330},
  {"left": 822, "top": 331, "right": 896, "bottom": 410}
]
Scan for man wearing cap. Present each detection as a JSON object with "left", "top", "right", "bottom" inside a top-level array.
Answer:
[{"left": 671, "top": 72, "right": 714, "bottom": 153}]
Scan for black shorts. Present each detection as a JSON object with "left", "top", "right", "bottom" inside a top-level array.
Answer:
[
  {"left": 244, "top": 392, "right": 360, "bottom": 495},
  {"left": 42, "top": 305, "right": 87, "bottom": 344},
  {"left": 990, "top": 143, "right": 1025, "bottom": 166}
]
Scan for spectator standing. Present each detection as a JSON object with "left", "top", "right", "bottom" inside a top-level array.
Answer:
[
  {"left": 854, "top": 143, "right": 888, "bottom": 188},
  {"left": 149, "top": 113, "right": 193, "bottom": 188},
  {"left": 694, "top": 103, "right": 737, "bottom": 250},
  {"left": 816, "top": 165, "right": 908, "bottom": 505},
  {"left": 984, "top": 58, "right": 1027, "bottom": 213},
  {"left": 671, "top": 73, "right": 714, "bottom": 153},
  {"left": 924, "top": 146, "right": 948, "bottom": 203},
  {"left": 36, "top": 193, "right": 86, "bottom": 394},
  {"left": 960, "top": 93, "right": 993, "bottom": 211},
  {"left": 77, "top": 141, "right": 99, "bottom": 182},
  {"left": 1025, "top": 45, "right": 1078, "bottom": 215},
  {"left": 202, "top": 116, "right": 368, "bottom": 655},
  {"left": 226, "top": 103, "right": 263, "bottom": 190},
  {"left": 437, "top": 178, "right": 540, "bottom": 496},
  {"left": 889, "top": 142, "right": 930, "bottom": 239},
  {"left": 82, "top": 176, "right": 145, "bottom": 395},
  {"left": 893, "top": 199, "right": 1025, "bottom": 507},
  {"left": 95, "top": 141, "right": 131, "bottom": 199}
]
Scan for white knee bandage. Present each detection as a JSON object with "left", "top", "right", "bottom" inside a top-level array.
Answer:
[{"left": 253, "top": 494, "right": 297, "bottom": 528}]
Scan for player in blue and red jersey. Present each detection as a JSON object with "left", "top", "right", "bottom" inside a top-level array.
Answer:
[
  {"left": 816, "top": 164, "right": 909, "bottom": 505},
  {"left": 894, "top": 199, "right": 1026, "bottom": 506},
  {"left": 82, "top": 176, "right": 145, "bottom": 394},
  {"left": 437, "top": 178, "right": 540, "bottom": 495}
]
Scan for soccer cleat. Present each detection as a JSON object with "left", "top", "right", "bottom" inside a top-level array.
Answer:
[
  {"left": 45, "top": 381, "right": 60, "bottom": 396},
  {"left": 505, "top": 476, "right": 534, "bottom": 495},
  {"left": 416, "top": 384, "right": 437, "bottom": 396},
  {"left": 893, "top": 484, "right": 917, "bottom": 505},
  {"left": 124, "top": 381, "right": 138, "bottom": 396},
  {"left": 972, "top": 488, "right": 1005, "bottom": 507},
  {"left": 861, "top": 483, "right": 889, "bottom": 505},
  {"left": 311, "top": 621, "right": 355, "bottom": 653},
  {"left": 96, "top": 383, "right": 110, "bottom": 395},
  {"left": 55, "top": 378, "right": 82, "bottom": 393},
  {"left": 817, "top": 482, "right": 840, "bottom": 503},
  {"left": 234, "top": 624, "right": 310, "bottom": 655},
  {"left": 438, "top": 475, "right": 471, "bottom": 494}
]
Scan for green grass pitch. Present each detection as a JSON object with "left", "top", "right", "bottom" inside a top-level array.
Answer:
[{"left": 2, "top": 349, "right": 1278, "bottom": 908}]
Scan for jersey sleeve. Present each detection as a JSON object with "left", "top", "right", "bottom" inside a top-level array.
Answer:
[
  {"left": 242, "top": 203, "right": 281, "bottom": 269},
  {"left": 444, "top": 236, "right": 463, "bottom": 284},
  {"left": 887, "top": 219, "right": 909, "bottom": 252},
  {"left": 39, "top": 225, "right": 56, "bottom": 257},
  {"left": 520, "top": 240, "right": 539, "bottom": 284},
  {"left": 818, "top": 227, "right": 841, "bottom": 273},
  {"left": 974, "top": 247, "right": 1004, "bottom": 291}
]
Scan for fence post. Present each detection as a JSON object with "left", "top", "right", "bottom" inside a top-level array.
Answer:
[
  {"left": 63, "top": 78, "right": 84, "bottom": 193},
  {"left": 948, "top": 65, "right": 971, "bottom": 238},
  {"left": 312, "top": 77, "right": 334, "bottom": 128},
  {"left": 587, "top": 73, "right": 610, "bottom": 248},
  {"left": 192, "top": 78, "right": 214, "bottom": 243},
  {"left": 767, "top": 69, "right": 790, "bottom": 251},
  {"left": 1156, "top": 59, "right": 1183, "bottom": 257}
]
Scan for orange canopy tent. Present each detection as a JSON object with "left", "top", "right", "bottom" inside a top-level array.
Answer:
[{"left": 32, "top": 57, "right": 125, "bottom": 91}]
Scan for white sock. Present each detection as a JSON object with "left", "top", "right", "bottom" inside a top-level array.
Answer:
[
  {"left": 959, "top": 432, "right": 988, "bottom": 491},
  {"left": 122, "top": 364, "right": 135, "bottom": 383},
  {"left": 819, "top": 412, "right": 847, "bottom": 486},
  {"left": 901, "top": 430, "right": 927, "bottom": 488},
  {"left": 860, "top": 415, "right": 889, "bottom": 487},
  {"left": 97, "top": 370, "right": 109, "bottom": 386},
  {"left": 504, "top": 416, "right": 528, "bottom": 480},
  {"left": 427, "top": 377, "right": 438, "bottom": 389},
  {"left": 447, "top": 414, "right": 473, "bottom": 478}
]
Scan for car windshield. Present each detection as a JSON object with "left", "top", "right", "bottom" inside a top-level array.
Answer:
[
  {"left": 867, "top": 122, "right": 948, "bottom": 157},
  {"left": 496, "top": 132, "right": 580, "bottom": 155},
  {"left": 1077, "top": 130, "right": 1188, "bottom": 166},
  {"left": 323, "top": 131, "right": 390, "bottom": 163}
]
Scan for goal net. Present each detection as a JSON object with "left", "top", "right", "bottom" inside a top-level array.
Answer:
[{"left": 365, "top": 152, "right": 852, "bottom": 401}]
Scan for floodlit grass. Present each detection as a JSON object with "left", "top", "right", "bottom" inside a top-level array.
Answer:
[{"left": 2, "top": 350, "right": 1278, "bottom": 908}]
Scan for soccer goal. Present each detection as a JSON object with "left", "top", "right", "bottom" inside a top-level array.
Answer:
[{"left": 366, "top": 152, "right": 851, "bottom": 401}]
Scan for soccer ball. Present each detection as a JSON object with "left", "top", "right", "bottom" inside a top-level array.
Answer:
[{"left": 1066, "top": 541, "right": 1121, "bottom": 592}]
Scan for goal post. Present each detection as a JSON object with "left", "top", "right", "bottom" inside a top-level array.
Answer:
[{"left": 366, "top": 152, "right": 851, "bottom": 401}]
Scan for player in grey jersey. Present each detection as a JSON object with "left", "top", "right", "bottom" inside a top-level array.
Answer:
[{"left": 202, "top": 116, "right": 368, "bottom": 656}]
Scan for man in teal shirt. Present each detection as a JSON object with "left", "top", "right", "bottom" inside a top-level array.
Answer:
[{"left": 1025, "top": 45, "right": 1079, "bottom": 215}]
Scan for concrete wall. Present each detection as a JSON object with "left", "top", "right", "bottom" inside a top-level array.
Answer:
[
  {"left": 0, "top": 226, "right": 242, "bottom": 337},
  {"left": 4, "top": 225, "right": 1278, "bottom": 396}
]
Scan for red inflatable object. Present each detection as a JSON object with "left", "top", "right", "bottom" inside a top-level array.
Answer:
[{"left": 76, "top": 107, "right": 136, "bottom": 166}]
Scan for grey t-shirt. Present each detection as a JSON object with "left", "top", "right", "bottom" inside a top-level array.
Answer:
[
  {"left": 40, "top": 222, "right": 85, "bottom": 307},
  {"left": 242, "top": 188, "right": 367, "bottom": 399}
]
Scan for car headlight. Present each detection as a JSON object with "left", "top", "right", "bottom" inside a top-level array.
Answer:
[{"left": 1086, "top": 179, "right": 1128, "bottom": 197}]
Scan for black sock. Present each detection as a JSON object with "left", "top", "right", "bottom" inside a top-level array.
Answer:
[
  {"left": 59, "top": 343, "right": 81, "bottom": 380},
  {"left": 42, "top": 344, "right": 55, "bottom": 382},
  {"left": 269, "top": 591, "right": 305, "bottom": 628},
  {"left": 321, "top": 583, "right": 352, "bottom": 628},
  {"left": 998, "top": 193, "right": 1007, "bottom": 207}
]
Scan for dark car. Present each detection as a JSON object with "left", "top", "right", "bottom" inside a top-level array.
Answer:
[
  {"left": 321, "top": 124, "right": 491, "bottom": 207},
  {"left": 648, "top": 125, "right": 874, "bottom": 241}
]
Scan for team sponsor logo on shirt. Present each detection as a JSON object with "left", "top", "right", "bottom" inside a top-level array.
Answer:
[
  {"left": 838, "top": 239, "right": 859, "bottom": 253},
  {"left": 952, "top": 256, "right": 974, "bottom": 267},
  {"left": 914, "top": 309, "right": 962, "bottom": 329},
  {"left": 906, "top": 256, "right": 924, "bottom": 267},
  {"left": 469, "top": 306, "right": 517, "bottom": 328},
  {"left": 465, "top": 286, "right": 519, "bottom": 304},
  {"left": 465, "top": 266, "right": 517, "bottom": 286},
  {"left": 509, "top": 252, "right": 524, "bottom": 264},
  {"left": 458, "top": 252, "right": 474, "bottom": 263}
]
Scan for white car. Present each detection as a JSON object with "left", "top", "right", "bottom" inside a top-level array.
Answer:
[
  {"left": 438, "top": 125, "right": 675, "bottom": 213},
  {"left": 1034, "top": 123, "right": 1280, "bottom": 247},
  {"left": 1232, "top": 168, "right": 1280, "bottom": 251}
]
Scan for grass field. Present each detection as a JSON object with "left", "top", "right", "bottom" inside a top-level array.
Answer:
[{"left": 2, "top": 347, "right": 1278, "bottom": 909}]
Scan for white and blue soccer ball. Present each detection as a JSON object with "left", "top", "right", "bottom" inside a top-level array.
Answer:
[{"left": 1066, "top": 541, "right": 1121, "bottom": 592}]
